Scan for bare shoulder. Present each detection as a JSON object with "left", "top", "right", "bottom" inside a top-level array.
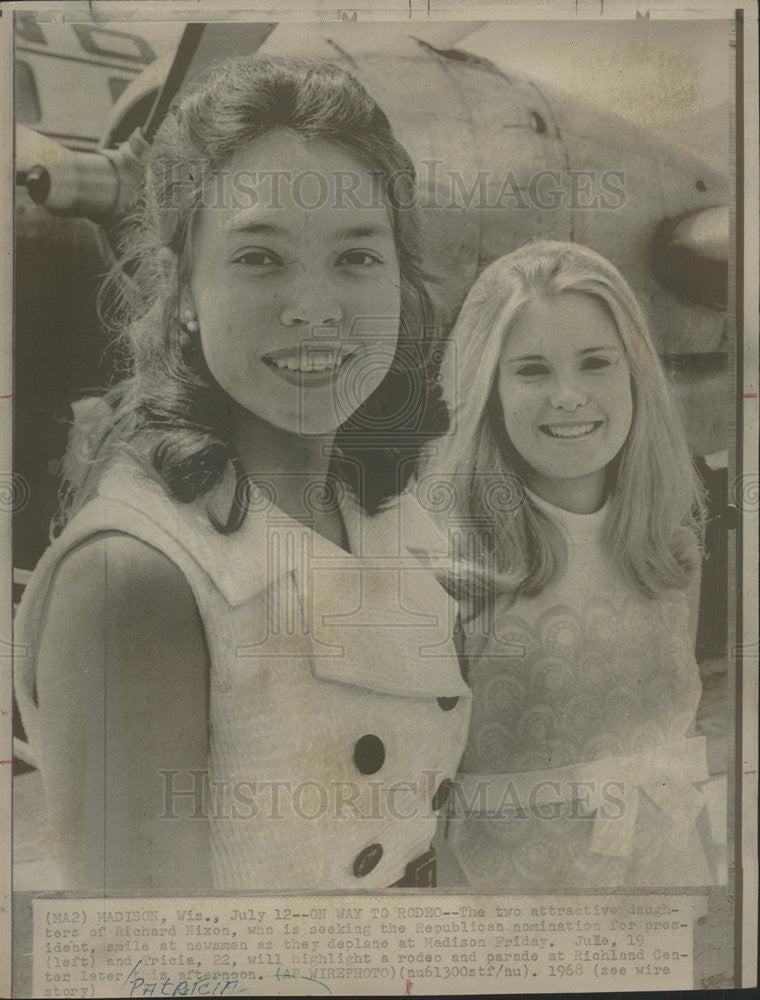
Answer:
[
  {"left": 52, "top": 532, "right": 192, "bottom": 596},
  {"left": 48, "top": 532, "right": 199, "bottom": 622},
  {"left": 40, "top": 532, "right": 207, "bottom": 674}
]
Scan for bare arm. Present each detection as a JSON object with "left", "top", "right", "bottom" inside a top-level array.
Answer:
[{"left": 35, "top": 533, "right": 212, "bottom": 893}]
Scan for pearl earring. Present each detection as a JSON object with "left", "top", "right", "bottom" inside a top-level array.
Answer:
[{"left": 181, "top": 309, "right": 199, "bottom": 334}]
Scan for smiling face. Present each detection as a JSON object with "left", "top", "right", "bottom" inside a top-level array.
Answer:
[
  {"left": 496, "top": 291, "right": 634, "bottom": 512},
  {"left": 184, "top": 130, "right": 402, "bottom": 437}
]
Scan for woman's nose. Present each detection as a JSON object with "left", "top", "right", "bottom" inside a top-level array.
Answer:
[
  {"left": 549, "top": 377, "right": 588, "bottom": 410},
  {"left": 279, "top": 277, "right": 344, "bottom": 328}
]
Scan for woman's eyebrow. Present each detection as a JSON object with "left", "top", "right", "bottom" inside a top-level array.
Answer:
[
  {"left": 222, "top": 220, "right": 392, "bottom": 240},
  {"left": 331, "top": 223, "right": 393, "bottom": 241},
  {"left": 224, "top": 220, "right": 284, "bottom": 237},
  {"left": 505, "top": 353, "right": 546, "bottom": 363},
  {"left": 578, "top": 345, "right": 620, "bottom": 354}
]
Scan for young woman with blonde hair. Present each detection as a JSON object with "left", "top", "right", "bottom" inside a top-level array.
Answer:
[{"left": 425, "top": 240, "right": 714, "bottom": 889}]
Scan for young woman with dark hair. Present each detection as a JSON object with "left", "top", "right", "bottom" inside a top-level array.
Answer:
[{"left": 15, "top": 56, "right": 469, "bottom": 893}]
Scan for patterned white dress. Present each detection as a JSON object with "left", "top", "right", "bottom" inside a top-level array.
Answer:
[{"left": 446, "top": 493, "right": 713, "bottom": 889}]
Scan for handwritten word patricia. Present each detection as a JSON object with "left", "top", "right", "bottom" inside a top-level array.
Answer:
[{"left": 122, "top": 960, "right": 238, "bottom": 997}]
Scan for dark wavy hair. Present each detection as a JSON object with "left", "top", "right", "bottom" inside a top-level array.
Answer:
[{"left": 59, "top": 56, "right": 448, "bottom": 532}]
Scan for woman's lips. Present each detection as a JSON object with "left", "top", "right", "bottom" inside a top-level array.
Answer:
[
  {"left": 539, "top": 420, "right": 603, "bottom": 439},
  {"left": 262, "top": 345, "right": 356, "bottom": 386},
  {"left": 263, "top": 345, "right": 352, "bottom": 371}
]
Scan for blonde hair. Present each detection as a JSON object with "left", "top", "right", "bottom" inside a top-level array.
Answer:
[{"left": 423, "top": 240, "right": 705, "bottom": 600}]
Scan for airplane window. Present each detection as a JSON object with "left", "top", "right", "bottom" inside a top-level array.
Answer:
[
  {"left": 14, "top": 13, "right": 46, "bottom": 46},
  {"left": 71, "top": 24, "right": 156, "bottom": 65},
  {"left": 15, "top": 61, "right": 41, "bottom": 125}
]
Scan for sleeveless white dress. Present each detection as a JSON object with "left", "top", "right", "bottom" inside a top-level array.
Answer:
[{"left": 15, "top": 456, "right": 471, "bottom": 890}]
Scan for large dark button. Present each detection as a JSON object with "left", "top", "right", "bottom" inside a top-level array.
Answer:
[
  {"left": 353, "top": 734, "right": 385, "bottom": 774},
  {"left": 432, "top": 779, "right": 453, "bottom": 812},
  {"left": 437, "top": 696, "right": 459, "bottom": 711},
  {"left": 353, "top": 843, "right": 383, "bottom": 878}
]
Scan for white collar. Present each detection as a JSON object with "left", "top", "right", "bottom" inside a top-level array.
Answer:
[
  {"left": 525, "top": 487, "right": 609, "bottom": 544},
  {"left": 95, "top": 458, "right": 467, "bottom": 698},
  {"left": 96, "top": 457, "right": 451, "bottom": 608}
]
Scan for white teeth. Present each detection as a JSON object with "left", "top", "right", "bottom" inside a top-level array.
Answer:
[
  {"left": 544, "top": 422, "right": 597, "bottom": 438},
  {"left": 309, "top": 352, "right": 333, "bottom": 371},
  {"left": 267, "top": 350, "right": 352, "bottom": 373}
]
